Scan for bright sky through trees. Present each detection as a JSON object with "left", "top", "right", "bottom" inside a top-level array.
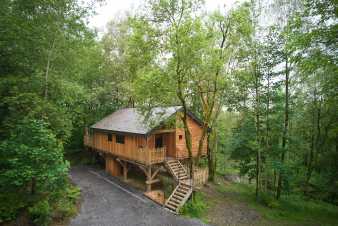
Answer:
[{"left": 87, "top": 0, "right": 238, "bottom": 33}]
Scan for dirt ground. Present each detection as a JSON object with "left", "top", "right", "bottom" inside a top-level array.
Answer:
[{"left": 201, "top": 182, "right": 263, "bottom": 226}]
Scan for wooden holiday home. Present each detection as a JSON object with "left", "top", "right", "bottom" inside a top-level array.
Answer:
[{"left": 84, "top": 106, "right": 208, "bottom": 212}]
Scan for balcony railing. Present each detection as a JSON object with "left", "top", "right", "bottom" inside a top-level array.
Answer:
[{"left": 84, "top": 134, "right": 166, "bottom": 165}]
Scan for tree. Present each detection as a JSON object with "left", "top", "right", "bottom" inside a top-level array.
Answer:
[{"left": 0, "top": 119, "right": 69, "bottom": 195}]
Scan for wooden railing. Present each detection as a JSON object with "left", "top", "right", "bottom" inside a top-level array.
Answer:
[{"left": 84, "top": 134, "right": 166, "bottom": 165}]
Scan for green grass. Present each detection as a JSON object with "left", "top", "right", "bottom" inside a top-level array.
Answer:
[
  {"left": 217, "top": 182, "right": 338, "bottom": 226},
  {"left": 180, "top": 192, "right": 208, "bottom": 221}
]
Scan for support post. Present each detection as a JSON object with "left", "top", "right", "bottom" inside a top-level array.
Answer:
[
  {"left": 146, "top": 166, "right": 152, "bottom": 192},
  {"left": 123, "top": 162, "right": 128, "bottom": 182}
]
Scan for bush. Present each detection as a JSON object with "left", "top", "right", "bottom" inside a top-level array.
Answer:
[
  {"left": 259, "top": 192, "right": 280, "bottom": 209},
  {"left": 50, "top": 183, "right": 81, "bottom": 220},
  {"left": 180, "top": 192, "right": 207, "bottom": 218},
  {"left": 28, "top": 199, "right": 52, "bottom": 226},
  {"left": 0, "top": 193, "right": 27, "bottom": 223},
  {"left": 56, "top": 185, "right": 80, "bottom": 218}
]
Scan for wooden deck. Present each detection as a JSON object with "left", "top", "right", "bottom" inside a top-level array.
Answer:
[{"left": 84, "top": 134, "right": 166, "bottom": 165}]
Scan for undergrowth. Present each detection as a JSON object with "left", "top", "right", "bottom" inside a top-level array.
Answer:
[
  {"left": 180, "top": 192, "right": 207, "bottom": 219},
  {"left": 217, "top": 182, "right": 338, "bottom": 226}
]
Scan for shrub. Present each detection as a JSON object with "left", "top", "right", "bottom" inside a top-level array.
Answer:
[
  {"left": 259, "top": 192, "right": 280, "bottom": 209},
  {"left": 51, "top": 184, "right": 81, "bottom": 220},
  {"left": 0, "top": 193, "right": 27, "bottom": 223},
  {"left": 66, "top": 186, "right": 81, "bottom": 203},
  {"left": 28, "top": 199, "right": 52, "bottom": 226},
  {"left": 180, "top": 192, "right": 207, "bottom": 218}
]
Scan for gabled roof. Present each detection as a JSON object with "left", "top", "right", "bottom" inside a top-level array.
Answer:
[{"left": 90, "top": 106, "right": 184, "bottom": 135}]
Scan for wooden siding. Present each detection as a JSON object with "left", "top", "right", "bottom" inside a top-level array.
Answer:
[
  {"left": 175, "top": 115, "right": 207, "bottom": 159},
  {"left": 164, "top": 132, "right": 176, "bottom": 158},
  {"left": 105, "top": 156, "right": 121, "bottom": 176},
  {"left": 84, "top": 112, "right": 208, "bottom": 162},
  {"left": 84, "top": 131, "right": 166, "bottom": 165}
]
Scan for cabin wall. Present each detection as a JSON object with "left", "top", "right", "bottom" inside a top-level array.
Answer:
[
  {"left": 175, "top": 115, "right": 207, "bottom": 159},
  {"left": 147, "top": 133, "right": 176, "bottom": 158},
  {"left": 91, "top": 131, "right": 145, "bottom": 158},
  {"left": 105, "top": 156, "right": 121, "bottom": 176},
  {"left": 164, "top": 132, "right": 176, "bottom": 158}
]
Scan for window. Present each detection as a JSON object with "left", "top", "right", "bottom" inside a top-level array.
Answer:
[
  {"left": 178, "top": 135, "right": 183, "bottom": 140},
  {"left": 107, "top": 134, "right": 112, "bottom": 142},
  {"left": 155, "top": 135, "right": 163, "bottom": 148},
  {"left": 116, "top": 134, "right": 125, "bottom": 144}
]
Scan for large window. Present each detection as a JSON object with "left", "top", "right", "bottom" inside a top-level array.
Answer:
[
  {"left": 155, "top": 135, "right": 163, "bottom": 148},
  {"left": 116, "top": 134, "right": 125, "bottom": 144},
  {"left": 107, "top": 134, "right": 112, "bottom": 142}
]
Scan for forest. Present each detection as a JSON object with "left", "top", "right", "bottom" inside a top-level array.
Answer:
[{"left": 0, "top": 0, "right": 337, "bottom": 225}]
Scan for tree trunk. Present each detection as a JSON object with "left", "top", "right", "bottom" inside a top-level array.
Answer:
[
  {"left": 44, "top": 39, "right": 55, "bottom": 100},
  {"left": 31, "top": 177, "right": 36, "bottom": 195},
  {"left": 208, "top": 130, "right": 217, "bottom": 182},
  {"left": 254, "top": 62, "right": 261, "bottom": 200},
  {"left": 276, "top": 56, "right": 289, "bottom": 200}
]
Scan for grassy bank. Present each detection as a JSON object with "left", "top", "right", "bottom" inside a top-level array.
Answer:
[
  {"left": 217, "top": 182, "right": 338, "bottom": 226},
  {"left": 181, "top": 179, "right": 338, "bottom": 226}
]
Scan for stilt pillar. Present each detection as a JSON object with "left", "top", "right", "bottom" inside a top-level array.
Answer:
[
  {"left": 146, "top": 166, "right": 152, "bottom": 192},
  {"left": 122, "top": 162, "right": 128, "bottom": 182}
]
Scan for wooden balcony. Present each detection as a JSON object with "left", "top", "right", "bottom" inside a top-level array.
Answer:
[{"left": 84, "top": 134, "right": 166, "bottom": 165}]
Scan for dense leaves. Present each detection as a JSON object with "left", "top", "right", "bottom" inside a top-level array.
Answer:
[{"left": 0, "top": 0, "right": 337, "bottom": 224}]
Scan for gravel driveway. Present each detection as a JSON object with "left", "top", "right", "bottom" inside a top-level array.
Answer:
[{"left": 69, "top": 166, "right": 209, "bottom": 226}]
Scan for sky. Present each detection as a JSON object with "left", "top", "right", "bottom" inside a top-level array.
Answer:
[{"left": 87, "top": 0, "right": 238, "bottom": 33}]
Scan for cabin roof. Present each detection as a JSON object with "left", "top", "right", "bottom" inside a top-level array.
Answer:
[{"left": 90, "top": 106, "right": 185, "bottom": 135}]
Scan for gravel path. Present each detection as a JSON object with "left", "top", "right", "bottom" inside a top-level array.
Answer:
[{"left": 69, "top": 166, "right": 209, "bottom": 226}]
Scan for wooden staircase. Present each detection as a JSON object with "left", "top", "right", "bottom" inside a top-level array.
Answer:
[{"left": 164, "top": 159, "right": 193, "bottom": 213}]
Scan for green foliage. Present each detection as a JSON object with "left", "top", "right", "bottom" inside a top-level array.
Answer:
[
  {"left": 180, "top": 192, "right": 207, "bottom": 218},
  {"left": 0, "top": 193, "right": 28, "bottom": 222},
  {"left": 217, "top": 182, "right": 338, "bottom": 225},
  {"left": 0, "top": 119, "right": 69, "bottom": 191},
  {"left": 259, "top": 192, "right": 280, "bottom": 209},
  {"left": 28, "top": 200, "right": 52, "bottom": 226},
  {"left": 51, "top": 184, "right": 81, "bottom": 219}
]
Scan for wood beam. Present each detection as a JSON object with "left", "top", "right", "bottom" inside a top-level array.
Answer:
[
  {"left": 151, "top": 167, "right": 162, "bottom": 181},
  {"left": 137, "top": 165, "right": 147, "bottom": 176},
  {"left": 146, "top": 166, "right": 152, "bottom": 192},
  {"left": 145, "top": 179, "right": 160, "bottom": 184},
  {"left": 152, "top": 129, "right": 176, "bottom": 134},
  {"left": 117, "top": 158, "right": 128, "bottom": 181}
]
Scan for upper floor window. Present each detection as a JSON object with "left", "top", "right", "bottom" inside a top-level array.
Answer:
[
  {"left": 179, "top": 135, "right": 183, "bottom": 140},
  {"left": 107, "top": 134, "right": 112, "bottom": 142},
  {"left": 116, "top": 134, "right": 125, "bottom": 144},
  {"left": 155, "top": 135, "right": 163, "bottom": 148}
]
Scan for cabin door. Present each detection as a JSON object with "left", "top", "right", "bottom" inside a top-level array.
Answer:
[
  {"left": 163, "top": 132, "right": 176, "bottom": 158},
  {"left": 155, "top": 134, "right": 164, "bottom": 148}
]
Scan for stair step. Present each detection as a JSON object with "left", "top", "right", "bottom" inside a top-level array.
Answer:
[
  {"left": 177, "top": 187, "right": 189, "bottom": 193},
  {"left": 167, "top": 200, "right": 179, "bottom": 207},
  {"left": 171, "top": 196, "right": 184, "bottom": 202},
  {"left": 179, "top": 182, "right": 190, "bottom": 187},
  {"left": 173, "top": 191, "right": 187, "bottom": 197},
  {"left": 171, "top": 166, "right": 182, "bottom": 170},
  {"left": 169, "top": 198, "right": 181, "bottom": 205},
  {"left": 165, "top": 204, "right": 177, "bottom": 211},
  {"left": 175, "top": 191, "right": 187, "bottom": 198},
  {"left": 174, "top": 172, "right": 186, "bottom": 176}
]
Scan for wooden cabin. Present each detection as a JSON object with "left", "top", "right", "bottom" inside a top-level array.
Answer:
[{"left": 84, "top": 106, "right": 208, "bottom": 212}]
